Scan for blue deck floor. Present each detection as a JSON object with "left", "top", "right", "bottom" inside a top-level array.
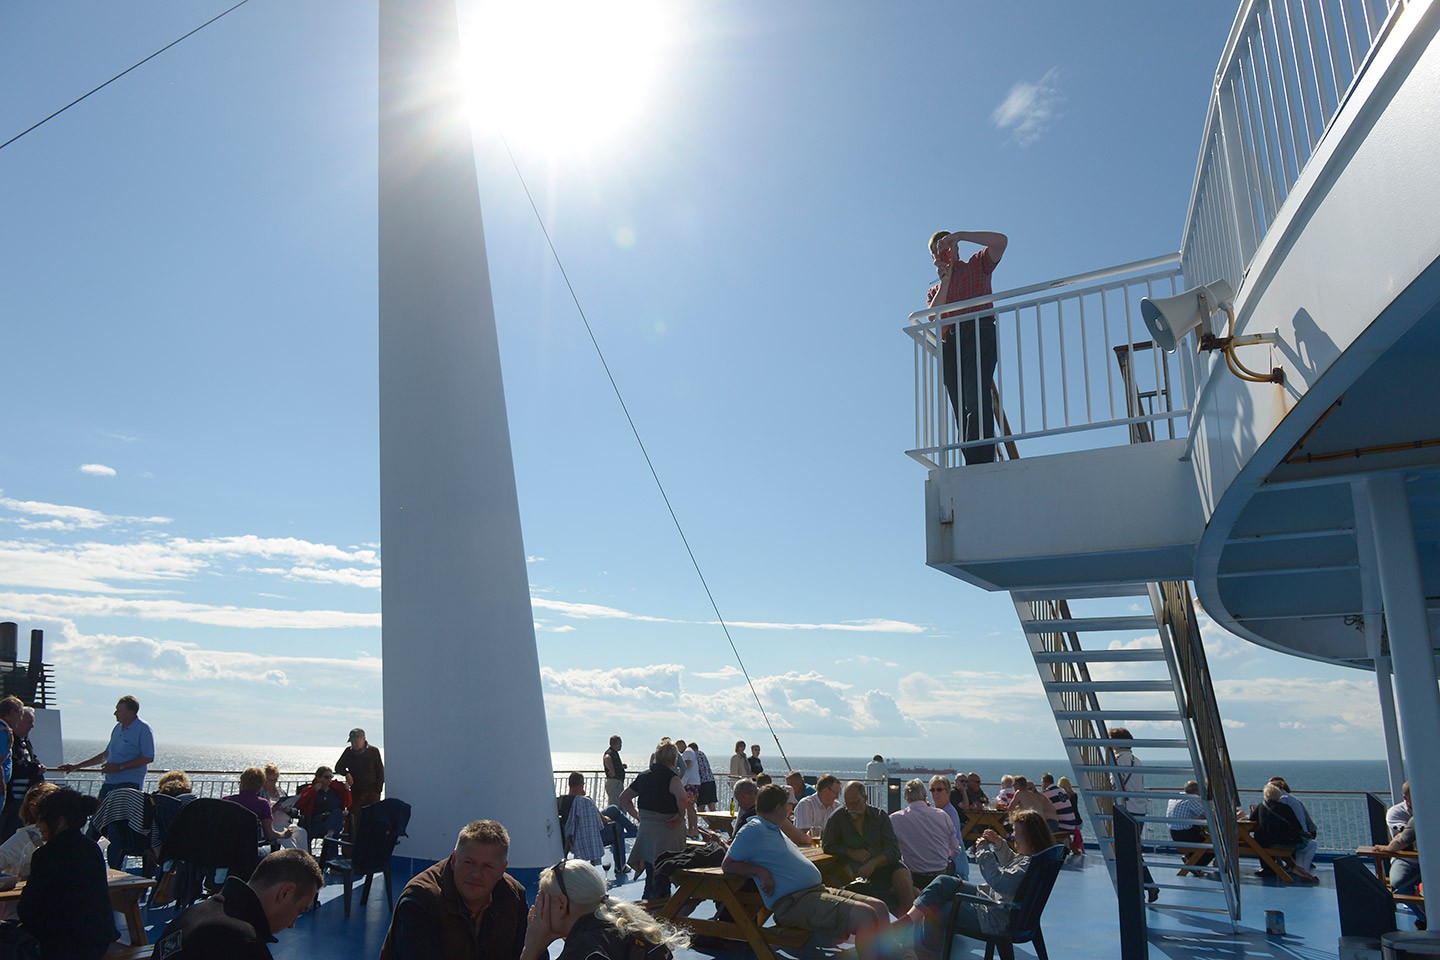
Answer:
[{"left": 132, "top": 849, "right": 1420, "bottom": 959}]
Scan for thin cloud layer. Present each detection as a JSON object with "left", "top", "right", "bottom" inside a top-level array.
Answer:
[
  {"left": 79, "top": 463, "right": 117, "bottom": 477},
  {"left": 992, "top": 67, "right": 1062, "bottom": 146}
]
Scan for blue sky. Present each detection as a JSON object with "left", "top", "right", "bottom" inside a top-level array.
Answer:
[{"left": 0, "top": 1, "right": 1384, "bottom": 760}]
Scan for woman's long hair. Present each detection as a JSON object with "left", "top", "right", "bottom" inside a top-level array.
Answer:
[{"left": 540, "top": 860, "right": 690, "bottom": 951}]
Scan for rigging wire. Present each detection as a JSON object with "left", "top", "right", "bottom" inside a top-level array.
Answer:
[
  {"left": 497, "top": 132, "right": 791, "bottom": 773},
  {"left": 0, "top": 0, "right": 253, "bottom": 154}
]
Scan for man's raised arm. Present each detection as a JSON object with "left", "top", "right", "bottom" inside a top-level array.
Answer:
[{"left": 943, "top": 230, "right": 1008, "bottom": 265}]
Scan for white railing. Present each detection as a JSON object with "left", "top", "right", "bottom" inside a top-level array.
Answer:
[
  {"left": 1180, "top": 0, "right": 1403, "bottom": 296},
  {"left": 905, "top": 255, "right": 1192, "bottom": 469}
]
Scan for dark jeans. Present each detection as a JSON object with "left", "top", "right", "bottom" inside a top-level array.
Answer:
[
  {"left": 307, "top": 809, "right": 346, "bottom": 862},
  {"left": 1392, "top": 858, "right": 1426, "bottom": 923},
  {"left": 941, "top": 316, "right": 998, "bottom": 465},
  {"left": 601, "top": 805, "right": 637, "bottom": 874}
]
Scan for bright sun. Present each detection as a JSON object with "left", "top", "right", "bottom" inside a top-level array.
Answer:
[{"left": 460, "top": 0, "right": 672, "bottom": 155}]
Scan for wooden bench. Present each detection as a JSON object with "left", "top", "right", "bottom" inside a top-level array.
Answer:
[
  {"left": 1357, "top": 846, "right": 1423, "bottom": 908},
  {"left": 1236, "top": 821, "right": 1298, "bottom": 882},
  {"left": 648, "top": 848, "right": 838, "bottom": 960}
]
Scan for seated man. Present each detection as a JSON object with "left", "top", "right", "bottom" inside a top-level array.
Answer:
[
  {"left": 1372, "top": 813, "right": 1425, "bottom": 929},
  {"left": 154, "top": 848, "right": 321, "bottom": 956},
  {"left": 733, "top": 778, "right": 808, "bottom": 845},
  {"left": 1006, "top": 776, "right": 1059, "bottom": 831},
  {"left": 557, "top": 772, "right": 636, "bottom": 881},
  {"left": 823, "top": 780, "right": 916, "bottom": 913},
  {"left": 734, "top": 778, "right": 761, "bottom": 833},
  {"left": 787, "top": 771, "right": 815, "bottom": 802},
  {"left": 1166, "top": 781, "right": 1212, "bottom": 866},
  {"left": 381, "top": 819, "right": 528, "bottom": 959},
  {"left": 296, "top": 766, "right": 350, "bottom": 861},
  {"left": 960, "top": 773, "right": 988, "bottom": 811},
  {"left": 794, "top": 775, "right": 844, "bottom": 836},
  {"left": 889, "top": 779, "right": 960, "bottom": 889},
  {"left": 723, "top": 785, "right": 897, "bottom": 960},
  {"left": 1388, "top": 781, "right": 1413, "bottom": 836}
]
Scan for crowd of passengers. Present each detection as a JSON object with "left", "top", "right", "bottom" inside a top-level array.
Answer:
[{"left": 0, "top": 694, "right": 1382, "bottom": 958}]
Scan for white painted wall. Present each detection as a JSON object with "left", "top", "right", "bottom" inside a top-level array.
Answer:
[
  {"left": 378, "top": 0, "right": 562, "bottom": 868},
  {"left": 926, "top": 439, "right": 1204, "bottom": 591}
]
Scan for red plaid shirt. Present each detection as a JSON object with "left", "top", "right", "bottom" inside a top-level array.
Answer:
[{"left": 926, "top": 247, "right": 998, "bottom": 339}]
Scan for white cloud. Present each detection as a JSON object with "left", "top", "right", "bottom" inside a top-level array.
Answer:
[
  {"left": 1280, "top": 720, "right": 1306, "bottom": 730},
  {"left": 79, "top": 463, "right": 117, "bottom": 477},
  {"left": 1223, "top": 718, "right": 1247, "bottom": 729},
  {"left": 0, "top": 496, "right": 170, "bottom": 531},
  {"left": 723, "top": 618, "right": 924, "bottom": 635},
  {"left": 992, "top": 67, "right": 1062, "bottom": 146},
  {"left": 0, "top": 592, "right": 380, "bottom": 630},
  {"left": 33, "top": 616, "right": 381, "bottom": 690}
]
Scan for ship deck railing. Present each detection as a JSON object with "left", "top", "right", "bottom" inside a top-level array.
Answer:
[{"left": 53, "top": 769, "right": 1382, "bottom": 856}]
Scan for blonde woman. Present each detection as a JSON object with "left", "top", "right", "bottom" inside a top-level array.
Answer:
[
  {"left": 520, "top": 858, "right": 689, "bottom": 960},
  {"left": 619, "top": 741, "right": 689, "bottom": 900}
]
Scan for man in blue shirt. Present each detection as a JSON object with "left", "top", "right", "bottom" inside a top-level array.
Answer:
[
  {"left": 723, "top": 784, "right": 896, "bottom": 959},
  {"left": 58, "top": 695, "right": 155, "bottom": 795}
]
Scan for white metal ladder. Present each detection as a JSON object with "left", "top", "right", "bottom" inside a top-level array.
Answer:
[{"left": 1010, "top": 580, "right": 1242, "bottom": 925}]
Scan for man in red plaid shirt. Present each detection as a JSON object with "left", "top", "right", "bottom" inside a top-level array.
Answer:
[{"left": 925, "top": 229, "right": 1008, "bottom": 464}]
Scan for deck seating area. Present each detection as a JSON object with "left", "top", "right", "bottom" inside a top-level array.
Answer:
[{"left": 225, "top": 847, "right": 1385, "bottom": 959}]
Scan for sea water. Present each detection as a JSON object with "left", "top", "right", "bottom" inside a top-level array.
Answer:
[{"left": 63, "top": 740, "right": 1390, "bottom": 795}]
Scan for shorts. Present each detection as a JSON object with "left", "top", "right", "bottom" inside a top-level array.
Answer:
[
  {"left": 697, "top": 781, "right": 718, "bottom": 806},
  {"left": 683, "top": 784, "right": 699, "bottom": 800},
  {"left": 773, "top": 884, "right": 875, "bottom": 940}
]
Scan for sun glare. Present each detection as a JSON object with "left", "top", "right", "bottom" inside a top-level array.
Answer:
[{"left": 461, "top": 0, "right": 671, "bottom": 155}]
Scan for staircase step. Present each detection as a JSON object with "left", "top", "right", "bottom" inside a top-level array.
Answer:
[
  {"left": 1085, "top": 789, "right": 1195, "bottom": 800},
  {"left": 1013, "top": 583, "right": 1153, "bottom": 601},
  {"left": 1044, "top": 680, "right": 1176, "bottom": 693},
  {"left": 1053, "top": 709, "right": 1182, "bottom": 722},
  {"left": 1094, "top": 815, "right": 1213, "bottom": 825},
  {"left": 1147, "top": 903, "right": 1232, "bottom": 915},
  {"left": 1064, "top": 737, "right": 1190, "bottom": 749},
  {"left": 1147, "top": 881, "right": 1226, "bottom": 894},
  {"left": 1072, "top": 762, "right": 1199, "bottom": 775},
  {"left": 1035, "top": 649, "right": 1169, "bottom": 664},
  {"left": 1023, "top": 616, "right": 1157, "bottom": 634}
]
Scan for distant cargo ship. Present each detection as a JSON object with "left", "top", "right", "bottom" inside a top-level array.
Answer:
[{"left": 885, "top": 761, "right": 956, "bottom": 776}]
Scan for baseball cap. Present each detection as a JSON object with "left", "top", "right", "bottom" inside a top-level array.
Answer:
[{"left": 348, "top": 727, "right": 366, "bottom": 742}]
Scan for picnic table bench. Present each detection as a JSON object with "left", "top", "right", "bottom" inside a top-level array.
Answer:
[
  {"left": 0, "top": 868, "right": 156, "bottom": 946},
  {"left": 1178, "top": 821, "right": 1297, "bottom": 882},
  {"left": 1356, "top": 845, "right": 1423, "bottom": 906},
  {"left": 651, "top": 847, "right": 837, "bottom": 960}
]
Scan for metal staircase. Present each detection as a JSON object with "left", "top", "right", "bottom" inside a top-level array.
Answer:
[{"left": 1011, "top": 580, "right": 1242, "bottom": 924}]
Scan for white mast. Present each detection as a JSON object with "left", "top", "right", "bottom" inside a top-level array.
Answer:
[{"left": 378, "top": 0, "right": 562, "bottom": 873}]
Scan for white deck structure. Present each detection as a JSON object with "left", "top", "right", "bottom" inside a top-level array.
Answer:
[{"left": 908, "top": 0, "right": 1440, "bottom": 927}]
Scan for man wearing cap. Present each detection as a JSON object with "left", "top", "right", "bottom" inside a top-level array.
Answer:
[{"left": 335, "top": 727, "right": 385, "bottom": 822}]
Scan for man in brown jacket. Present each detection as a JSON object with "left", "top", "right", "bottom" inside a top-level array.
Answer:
[{"left": 380, "top": 819, "right": 527, "bottom": 959}]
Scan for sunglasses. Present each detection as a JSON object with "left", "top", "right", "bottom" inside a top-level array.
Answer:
[
  {"left": 550, "top": 860, "right": 569, "bottom": 900},
  {"left": 930, "top": 786, "right": 949, "bottom": 793}
]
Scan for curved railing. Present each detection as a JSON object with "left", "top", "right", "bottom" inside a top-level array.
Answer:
[{"left": 1179, "top": 0, "right": 1403, "bottom": 299}]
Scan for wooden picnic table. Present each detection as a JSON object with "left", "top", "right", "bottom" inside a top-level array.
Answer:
[
  {"left": 0, "top": 868, "right": 156, "bottom": 945},
  {"left": 960, "top": 808, "right": 1008, "bottom": 845},
  {"left": 653, "top": 846, "right": 836, "bottom": 960},
  {"left": 697, "top": 810, "right": 735, "bottom": 835},
  {"left": 1356, "top": 845, "right": 1423, "bottom": 905},
  {"left": 1177, "top": 821, "right": 1300, "bottom": 882}
]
